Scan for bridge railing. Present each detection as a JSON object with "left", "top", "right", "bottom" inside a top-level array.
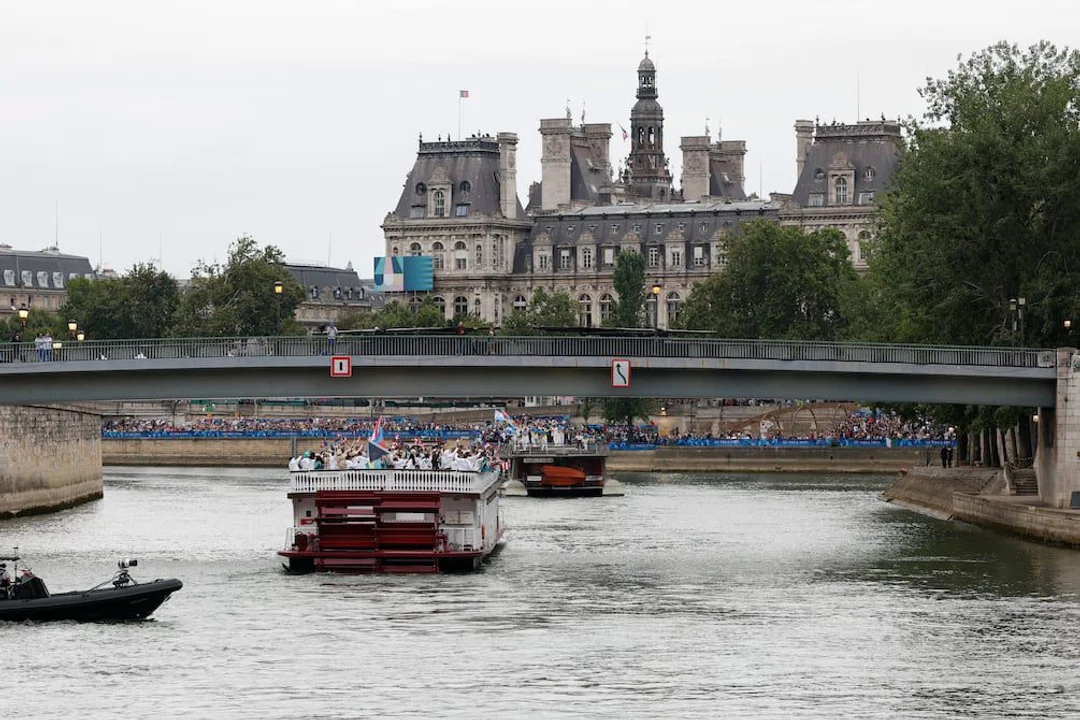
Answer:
[{"left": 0, "top": 336, "right": 1056, "bottom": 368}]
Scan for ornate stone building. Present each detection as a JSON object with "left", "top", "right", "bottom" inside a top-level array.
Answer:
[
  {"left": 381, "top": 53, "right": 898, "bottom": 327},
  {"left": 0, "top": 245, "right": 95, "bottom": 319},
  {"left": 775, "top": 119, "right": 902, "bottom": 271}
]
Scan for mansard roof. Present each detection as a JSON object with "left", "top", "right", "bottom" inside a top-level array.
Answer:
[
  {"left": 709, "top": 155, "right": 747, "bottom": 201},
  {"left": 389, "top": 136, "right": 524, "bottom": 220},
  {"left": 0, "top": 246, "right": 95, "bottom": 290},
  {"left": 791, "top": 121, "right": 902, "bottom": 207},
  {"left": 514, "top": 200, "right": 779, "bottom": 271}
]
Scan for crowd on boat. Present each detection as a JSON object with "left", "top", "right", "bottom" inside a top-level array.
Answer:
[{"left": 287, "top": 439, "right": 501, "bottom": 473}]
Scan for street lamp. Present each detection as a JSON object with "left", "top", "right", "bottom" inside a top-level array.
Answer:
[
  {"left": 274, "top": 281, "right": 283, "bottom": 296},
  {"left": 17, "top": 308, "right": 28, "bottom": 327},
  {"left": 1018, "top": 297, "right": 1026, "bottom": 347},
  {"left": 651, "top": 284, "right": 661, "bottom": 329},
  {"left": 67, "top": 320, "right": 77, "bottom": 339},
  {"left": 76, "top": 331, "right": 85, "bottom": 342},
  {"left": 1066, "top": 319, "right": 1073, "bottom": 331}
]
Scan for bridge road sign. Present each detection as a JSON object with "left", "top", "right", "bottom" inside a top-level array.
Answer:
[
  {"left": 330, "top": 355, "right": 352, "bottom": 378},
  {"left": 610, "top": 359, "right": 631, "bottom": 388}
]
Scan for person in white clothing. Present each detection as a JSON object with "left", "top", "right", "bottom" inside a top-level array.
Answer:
[
  {"left": 287, "top": 455, "right": 300, "bottom": 472},
  {"left": 327, "top": 453, "right": 338, "bottom": 470}
]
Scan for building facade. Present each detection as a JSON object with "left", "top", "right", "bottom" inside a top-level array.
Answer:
[
  {"left": 284, "top": 263, "right": 382, "bottom": 329},
  {"left": 0, "top": 245, "right": 95, "bottom": 319},
  {"left": 382, "top": 54, "right": 900, "bottom": 327},
  {"left": 776, "top": 119, "right": 902, "bottom": 271}
]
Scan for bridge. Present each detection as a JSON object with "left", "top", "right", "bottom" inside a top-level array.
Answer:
[{"left": 0, "top": 335, "right": 1058, "bottom": 406}]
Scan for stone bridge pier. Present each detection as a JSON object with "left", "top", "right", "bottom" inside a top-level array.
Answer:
[{"left": 1036, "top": 348, "right": 1080, "bottom": 508}]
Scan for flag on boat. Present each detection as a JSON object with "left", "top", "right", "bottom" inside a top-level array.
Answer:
[
  {"left": 494, "top": 409, "right": 518, "bottom": 433},
  {"left": 370, "top": 416, "right": 384, "bottom": 446},
  {"left": 367, "top": 440, "right": 390, "bottom": 464}
]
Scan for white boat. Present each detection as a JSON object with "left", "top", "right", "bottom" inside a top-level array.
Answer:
[{"left": 279, "top": 468, "right": 504, "bottom": 574}]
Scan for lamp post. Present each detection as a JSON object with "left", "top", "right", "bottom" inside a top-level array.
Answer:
[
  {"left": 67, "top": 320, "right": 77, "bottom": 339},
  {"left": 76, "top": 331, "right": 84, "bottom": 342},
  {"left": 17, "top": 307, "right": 28, "bottom": 327},
  {"left": 1018, "top": 297, "right": 1026, "bottom": 347},
  {"left": 651, "top": 284, "right": 661, "bottom": 330}
]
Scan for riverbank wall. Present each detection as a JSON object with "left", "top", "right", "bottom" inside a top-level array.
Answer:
[
  {"left": 882, "top": 467, "right": 1080, "bottom": 547},
  {"left": 101, "top": 437, "right": 932, "bottom": 472},
  {"left": 0, "top": 405, "right": 103, "bottom": 517}
]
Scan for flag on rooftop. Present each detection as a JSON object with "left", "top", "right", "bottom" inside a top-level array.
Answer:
[
  {"left": 617, "top": 123, "right": 628, "bottom": 142},
  {"left": 459, "top": 90, "right": 469, "bottom": 99}
]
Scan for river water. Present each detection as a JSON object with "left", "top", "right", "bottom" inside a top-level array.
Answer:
[{"left": 5, "top": 468, "right": 1080, "bottom": 719}]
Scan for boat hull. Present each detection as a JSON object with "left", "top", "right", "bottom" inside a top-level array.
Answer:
[{"left": 0, "top": 578, "right": 183, "bottom": 623}]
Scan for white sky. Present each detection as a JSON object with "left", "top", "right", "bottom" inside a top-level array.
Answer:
[{"left": 0, "top": 0, "right": 1074, "bottom": 278}]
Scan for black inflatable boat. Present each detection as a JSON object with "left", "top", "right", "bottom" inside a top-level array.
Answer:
[{"left": 0, "top": 555, "right": 182, "bottom": 623}]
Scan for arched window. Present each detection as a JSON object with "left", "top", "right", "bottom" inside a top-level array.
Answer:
[
  {"left": 391, "top": 246, "right": 399, "bottom": 255},
  {"left": 473, "top": 297, "right": 482, "bottom": 317},
  {"left": 666, "top": 292, "right": 681, "bottom": 324},
  {"left": 513, "top": 295, "right": 527, "bottom": 312},
  {"left": 433, "top": 190, "right": 446, "bottom": 217},
  {"left": 453, "top": 296, "right": 469, "bottom": 317},
  {"left": 857, "top": 230, "right": 872, "bottom": 263},
  {"left": 409, "top": 242, "right": 422, "bottom": 256},
  {"left": 581, "top": 247, "right": 593, "bottom": 269},
  {"left": 600, "top": 293, "right": 615, "bottom": 323},
  {"left": 409, "top": 296, "right": 422, "bottom": 312},
  {"left": 433, "top": 296, "right": 446, "bottom": 317},
  {"left": 578, "top": 294, "right": 593, "bottom": 327},
  {"left": 647, "top": 127, "right": 655, "bottom": 146},
  {"left": 453, "top": 241, "right": 466, "bottom": 251},
  {"left": 834, "top": 177, "right": 849, "bottom": 205},
  {"left": 459, "top": 180, "right": 471, "bottom": 194},
  {"left": 432, "top": 241, "right": 445, "bottom": 270}
]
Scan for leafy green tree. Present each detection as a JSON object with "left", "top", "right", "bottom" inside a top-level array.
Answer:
[
  {"left": 339, "top": 299, "right": 449, "bottom": 330},
  {"left": 174, "top": 235, "right": 305, "bottom": 336},
  {"left": 603, "top": 396, "right": 653, "bottom": 427},
  {"left": 60, "top": 263, "right": 179, "bottom": 340},
  {"left": 610, "top": 250, "right": 646, "bottom": 328},
  {"left": 499, "top": 287, "right": 577, "bottom": 335},
  {"left": 676, "top": 220, "right": 859, "bottom": 340},
  {"left": 867, "top": 41, "right": 1080, "bottom": 347}
]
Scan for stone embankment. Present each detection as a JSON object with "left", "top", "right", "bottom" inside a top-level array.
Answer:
[
  {"left": 883, "top": 467, "right": 1080, "bottom": 547},
  {"left": 0, "top": 405, "right": 103, "bottom": 517}
]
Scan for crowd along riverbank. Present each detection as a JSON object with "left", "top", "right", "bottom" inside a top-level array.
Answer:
[{"left": 100, "top": 436, "right": 935, "bottom": 473}]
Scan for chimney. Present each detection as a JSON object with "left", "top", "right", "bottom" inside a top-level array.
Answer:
[
  {"left": 497, "top": 132, "right": 519, "bottom": 219},
  {"left": 539, "top": 118, "right": 573, "bottom": 210},
  {"left": 795, "top": 120, "right": 814, "bottom": 178},
  {"left": 679, "top": 136, "right": 711, "bottom": 202},
  {"left": 582, "top": 123, "right": 613, "bottom": 179}
]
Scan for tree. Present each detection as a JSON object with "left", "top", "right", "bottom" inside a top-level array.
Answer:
[
  {"left": 499, "top": 287, "right": 577, "bottom": 335},
  {"left": 867, "top": 41, "right": 1080, "bottom": 347},
  {"left": 174, "top": 235, "right": 305, "bottom": 336},
  {"left": 610, "top": 250, "right": 646, "bottom": 328},
  {"left": 339, "top": 299, "right": 449, "bottom": 330},
  {"left": 60, "top": 263, "right": 179, "bottom": 340},
  {"left": 676, "top": 220, "right": 860, "bottom": 340}
]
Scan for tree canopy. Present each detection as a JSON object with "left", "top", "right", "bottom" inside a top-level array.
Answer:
[
  {"left": 60, "top": 263, "right": 179, "bottom": 340},
  {"left": 610, "top": 250, "right": 646, "bottom": 328},
  {"left": 499, "top": 287, "right": 577, "bottom": 335},
  {"left": 676, "top": 221, "right": 860, "bottom": 340},
  {"left": 174, "top": 235, "right": 305, "bottom": 337},
  {"left": 867, "top": 41, "right": 1080, "bottom": 347}
]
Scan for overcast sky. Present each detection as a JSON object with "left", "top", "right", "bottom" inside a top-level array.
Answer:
[{"left": 0, "top": 0, "right": 1075, "bottom": 278}]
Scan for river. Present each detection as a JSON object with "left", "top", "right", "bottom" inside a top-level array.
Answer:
[{"left": 5, "top": 468, "right": 1080, "bottom": 719}]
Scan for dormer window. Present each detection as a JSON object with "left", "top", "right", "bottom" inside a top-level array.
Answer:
[
  {"left": 808, "top": 193, "right": 825, "bottom": 207},
  {"left": 834, "top": 177, "right": 849, "bottom": 205},
  {"left": 433, "top": 190, "right": 446, "bottom": 217},
  {"left": 459, "top": 180, "right": 471, "bottom": 194},
  {"left": 454, "top": 204, "right": 469, "bottom": 217},
  {"left": 416, "top": 182, "right": 427, "bottom": 195},
  {"left": 864, "top": 167, "right": 876, "bottom": 181},
  {"left": 858, "top": 191, "right": 876, "bottom": 205},
  {"left": 814, "top": 168, "right": 825, "bottom": 180}
]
